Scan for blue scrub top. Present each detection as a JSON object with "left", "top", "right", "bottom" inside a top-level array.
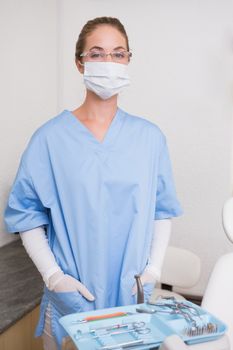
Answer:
[{"left": 4, "top": 108, "right": 182, "bottom": 348}]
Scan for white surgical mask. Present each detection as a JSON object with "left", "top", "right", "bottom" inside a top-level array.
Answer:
[{"left": 83, "top": 61, "right": 130, "bottom": 100}]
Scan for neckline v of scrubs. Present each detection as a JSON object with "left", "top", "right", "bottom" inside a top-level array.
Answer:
[{"left": 64, "top": 108, "right": 123, "bottom": 149}]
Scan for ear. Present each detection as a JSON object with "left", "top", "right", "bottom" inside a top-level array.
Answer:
[{"left": 75, "top": 60, "right": 84, "bottom": 74}]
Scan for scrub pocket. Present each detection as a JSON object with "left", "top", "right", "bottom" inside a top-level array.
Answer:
[
  {"left": 143, "top": 282, "right": 155, "bottom": 302},
  {"left": 46, "top": 289, "right": 94, "bottom": 315},
  {"left": 130, "top": 282, "right": 155, "bottom": 304}
]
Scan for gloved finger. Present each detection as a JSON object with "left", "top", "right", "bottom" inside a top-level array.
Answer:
[
  {"left": 140, "top": 272, "right": 157, "bottom": 286},
  {"left": 76, "top": 281, "right": 95, "bottom": 301}
]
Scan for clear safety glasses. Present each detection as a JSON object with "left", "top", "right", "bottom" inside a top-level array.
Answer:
[{"left": 79, "top": 50, "right": 132, "bottom": 63}]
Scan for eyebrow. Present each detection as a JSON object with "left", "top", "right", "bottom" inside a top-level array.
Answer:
[{"left": 89, "top": 46, "right": 127, "bottom": 51}]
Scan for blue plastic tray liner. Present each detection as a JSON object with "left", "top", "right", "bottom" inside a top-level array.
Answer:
[{"left": 59, "top": 300, "right": 227, "bottom": 350}]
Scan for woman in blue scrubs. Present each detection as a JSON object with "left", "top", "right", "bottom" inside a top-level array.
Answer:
[{"left": 4, "top": 17, "right": 182, "bottom": 349}]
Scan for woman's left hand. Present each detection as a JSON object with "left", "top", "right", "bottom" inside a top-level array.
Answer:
[{"left": 131, "top": 267, "right": 158, "bottom": 295}]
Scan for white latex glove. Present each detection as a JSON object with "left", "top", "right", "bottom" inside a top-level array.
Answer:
[
  {"left": 132, "top": 219, "right": 171, "bottom": 295},
  {"left": 20, "top": 227, "right": 95, "bottom": 301},
  {"left": 132, "top": 269, "right": 157, "bottom": 295},
  {"left": 49, "top": 270, "right": 95, "bottom": 300}
]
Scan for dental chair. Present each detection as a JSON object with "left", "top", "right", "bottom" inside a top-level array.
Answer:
[
  {"left": 150, "top": 246, "right": 201, "bottom": 302},
  {"left": 201, "top": 197, "right": 233, "bottom": 347}
]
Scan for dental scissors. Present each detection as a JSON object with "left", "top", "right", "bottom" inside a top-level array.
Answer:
[{"left": 74, "top": 321, "right": 151, "bottom": 341}]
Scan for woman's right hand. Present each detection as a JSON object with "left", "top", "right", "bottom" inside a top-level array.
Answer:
[{"left": 49, "top": 271, "right": 95, "bottom": 301}]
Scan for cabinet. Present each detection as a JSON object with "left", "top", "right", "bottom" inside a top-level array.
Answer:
[{"left": 0, "top": 306, "right": 43, "bottom": 350}]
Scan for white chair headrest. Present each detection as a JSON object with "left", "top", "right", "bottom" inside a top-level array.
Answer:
[{"left": 161, "top": 246, "right": 201, "bottom": 288}]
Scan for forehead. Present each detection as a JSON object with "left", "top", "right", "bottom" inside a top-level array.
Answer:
[{"left": 84, "top": 25, "right": 127, "bottom": 50}]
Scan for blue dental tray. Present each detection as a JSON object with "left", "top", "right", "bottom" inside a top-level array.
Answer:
[{"left": 59, "top": 300, "right": 227, "bottom": 349}]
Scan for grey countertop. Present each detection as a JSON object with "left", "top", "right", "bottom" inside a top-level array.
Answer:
[{"left": 0, "top": 238, "right": 43, "bottom": 334}]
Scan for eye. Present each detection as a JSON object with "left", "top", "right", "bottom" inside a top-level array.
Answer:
[
  {"left": 113, "top": 51, "right": 126, "bottom": 59},
  {"left": 89, "top": 51, "right": 102, "bottom": 59}
]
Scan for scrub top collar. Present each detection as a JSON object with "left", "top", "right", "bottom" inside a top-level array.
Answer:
[{"left": 63, "top": 108, "right": 124, "bottom": 150}]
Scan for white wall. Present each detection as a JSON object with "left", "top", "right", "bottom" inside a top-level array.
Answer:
[
  {"left": 1, "top": 0, "right": 233, "bottom": 295},
  {"left": 0, "top": 0, "right": 58, "bottom": 246}
]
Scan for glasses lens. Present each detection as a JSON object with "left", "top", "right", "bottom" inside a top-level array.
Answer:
[
  {"left": 112, "top": 51, "right": 131, "bottom": 61},
  {"left": 88, "top": 51, "right": 104, "bottom": 61}
]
